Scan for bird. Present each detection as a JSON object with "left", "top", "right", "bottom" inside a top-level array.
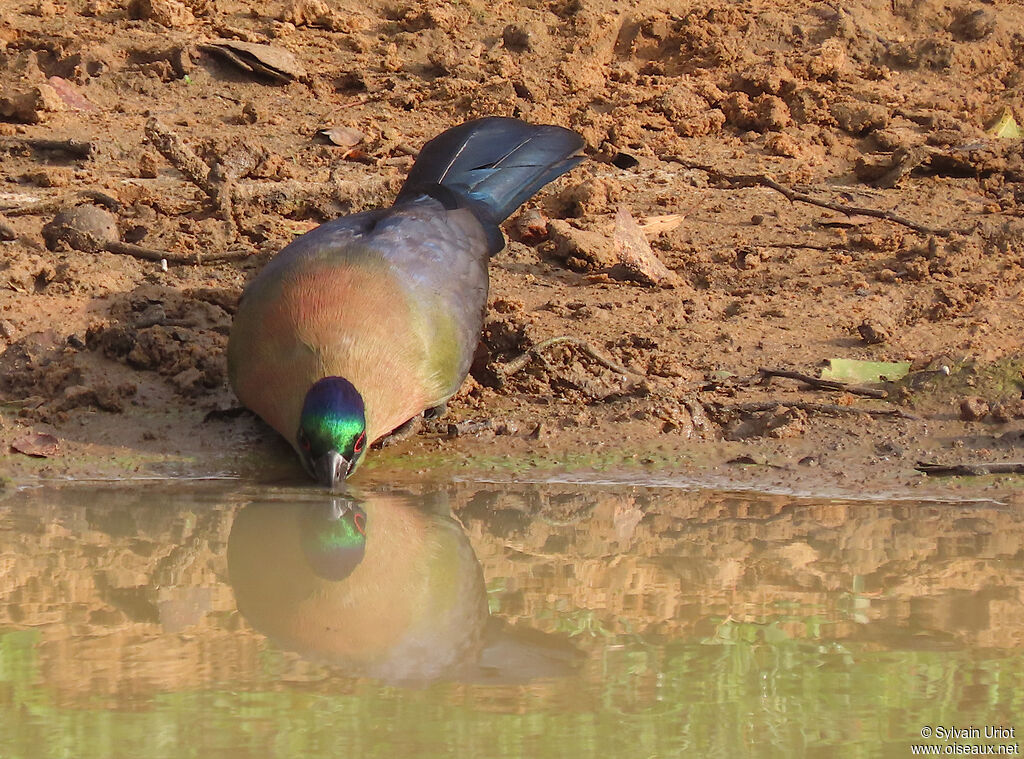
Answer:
[{"left": 227, "top": 117, "right": 585, "bottom": 487}]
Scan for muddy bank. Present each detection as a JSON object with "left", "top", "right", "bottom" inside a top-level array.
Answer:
[{"left": 1, "top": 0, "right": 1023, "bottom": 500}]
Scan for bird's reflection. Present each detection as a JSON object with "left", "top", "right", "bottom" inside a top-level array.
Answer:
[
  {"left": 298, "top": 500, "right": 366, "bottom": 581},
  {"left": 227, "top": 491, "right": 579, "bottom": 685}
]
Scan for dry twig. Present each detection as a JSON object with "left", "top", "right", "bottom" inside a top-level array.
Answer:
[
  {"left": 661, "top": 155, "right": 969, "bottom": 237},
  {"left": 761, "top": 240, "right": 844, "bottom": 251},
  {"left": 719, "top": 400, "right": 917, "bottom": 420},
  {"left": 1, "top": 190, "right": 120, "bottom": 216},
  {"left": 0, "top": 137, "right": 96, "bottom": 158},
  {"left": 498, "top": 336, "right": 638, "bottom": 379},
  {"left": 105, "top": 240, "right": 251, "bottom": 265},
  {"left": 916, "top": 461, "right": 1024, "bottom": 477},
  {"left": 756, "top": 368, "right": 889, "bottom": 399}
]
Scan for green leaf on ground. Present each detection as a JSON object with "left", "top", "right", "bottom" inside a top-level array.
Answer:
[
  {"left": 820, "top": 359, "right": 911, "bottom": 384},
  {"left": 986, "top": 108, "right": 1022, "bottom": 139}
]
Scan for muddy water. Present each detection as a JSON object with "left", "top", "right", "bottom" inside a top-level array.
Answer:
[{"left": 0, "top": 479, "right": 1021, "bottom": 758}]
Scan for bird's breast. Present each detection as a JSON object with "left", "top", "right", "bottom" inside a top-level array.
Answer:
[{"left": 230, "top": 255, "right": 438, "bottom": 443}]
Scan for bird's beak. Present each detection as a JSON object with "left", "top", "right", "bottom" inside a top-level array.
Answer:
[{"left": 314, "top": 450, "right": 349, "bottom": 489}]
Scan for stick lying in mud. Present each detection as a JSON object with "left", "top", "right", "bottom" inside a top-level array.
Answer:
[
  {"left": 916, "top": 461, "right": 1024, "bottom": 477},
  {"left": 0, "top": 137, "right": 96, "bottom": 159},
  {"left": 42, "top": 203, "right": 252, "bottom": 266},
  {"left": 498, "top": 336, "right": 638, "bottom": 380},
  {"left": 756, "top": 368, "right": 889, "bottom": 399},
  {"left": 0, "top": 190, "right": 121, "bottom": 216},
  {"left": 660, "top": 155, "right": 968, "bottom": 237},
  {"left": 142, "top": 118, "right": 394, "bottom": 232},
  {"left": 104, "top": 240, "right": 253, "bottom": 265},
  {"left": 720, "top": 400, "right": 917, "bottom": 420},
  {"left": 144, "top": 117, "right": 238, "bottom": 236}
]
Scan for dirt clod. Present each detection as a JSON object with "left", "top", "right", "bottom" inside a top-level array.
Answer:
[
  {"left": 959, "top": 397, "right": 990, "bottom": 422},
  {"left": 857, "top": 318, "right": 893, "bottom": 345},
  {"left": 949, "top": 8, "right": 996, "bottom": 41},
  {"left": 547, "top": 220, "right": 616, "bottom": 271},
  {"left": 42, "top": 205, "right": 119, "bottom": 253},
  {"left": 129, "top": 0, "right": 195, "bottom": 27},
  {"left": 831, "top": 101, "right": 890, "bottom": 136},
  {"left": 0, "top": 83, "right": 66, "bottom": 123}
]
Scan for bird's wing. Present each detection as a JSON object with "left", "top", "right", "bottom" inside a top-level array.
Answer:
[{"left": 357, "top": 197, "right": 490, "bottom": 400}]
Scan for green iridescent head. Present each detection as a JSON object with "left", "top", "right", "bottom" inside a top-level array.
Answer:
[
  {"left": 297, "top": 377, "right": 367, "bottom": 488},
  {"left": 299, "top": 500, "right": 367, "bottom": 581}
]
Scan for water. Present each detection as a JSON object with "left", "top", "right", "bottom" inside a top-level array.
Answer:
[{"left": 0, "top": 479, "right": 1021, "bottom": 758}]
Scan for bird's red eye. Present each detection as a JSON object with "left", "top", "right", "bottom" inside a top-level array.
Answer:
[
  {"left": 353, "top": 512, "right": 366, "bottom": 535},
  {"left": 300, "top": 436, "right": 311, "bottom": 452},
  {"left": 354, "top": 432, "right": 365, "bottom": 453}
]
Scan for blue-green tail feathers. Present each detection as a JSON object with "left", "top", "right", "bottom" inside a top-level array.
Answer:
[{"left": 395, "top": 117, "right": 585, "bottom": 251}]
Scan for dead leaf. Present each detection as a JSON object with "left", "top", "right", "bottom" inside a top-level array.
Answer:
[
  {"left": 11, "top": 432, "right": 59, "bottom": 457},
  {"left": 612, "top": 206, "right": 680, "bottom": 287},
  {"left": 986, "top": 107, "right": 1022, "bottom": 139},
  {"left": 820, "top": 359, "right": 911, "bottom": 383},
  {"left": 317, "top": 126, "right": 365, "bottom": 148},
  {"left": 814, "top": 214, "right": 877, "bottom": 228},
  {"left": 199, "top": 41, "right": 307, "bottom": 82},
  {"left": 316, "top": 126, "right": 370, "bottom": 158},
  {"left": 47, "top": 76, "right": 94, "bottom": 111},
  {"left": 639, "top": 213, "right": 686, "bottom": 236}
]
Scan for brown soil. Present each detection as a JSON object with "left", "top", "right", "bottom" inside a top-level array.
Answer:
[{"left": 1, "top": 0, "right": 1023, "bottom": 500}]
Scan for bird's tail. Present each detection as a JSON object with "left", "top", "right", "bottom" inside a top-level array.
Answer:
[{"left": 395, "top": 117, "right": 585, "bottom": 249}]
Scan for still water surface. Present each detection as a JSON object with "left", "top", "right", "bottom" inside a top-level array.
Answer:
[{"left": 0, "top": 479, "right": 1021, "bottom": 758}]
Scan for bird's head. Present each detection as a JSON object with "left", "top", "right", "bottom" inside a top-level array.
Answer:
[
  {"left": 297, "top": 377, "right": 367, "bottom": 488},
  {"left": 299, "top": 500, "right": 367, "bottom": 581}
]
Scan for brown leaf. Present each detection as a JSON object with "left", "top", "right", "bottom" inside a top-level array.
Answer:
[
  {"left": 317, "top": 126, "right": 365, "bottom": 148},
  {"left": 199, "top": 41, "right": 307, "bottom": 82},
  {"left": 639, "top": 213, "right": 686, "bottom": 236},
  {"left": 612, "top": 206, "right": 680, "bottom": 287},
  {"left": 47, "top": 76, "right": 94, "bottom": 111},
  {"left": 11, "top": 432, "right": 59, "bottom": 458}
]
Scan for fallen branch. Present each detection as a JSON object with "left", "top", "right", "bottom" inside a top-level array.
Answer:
[
  {"left": 0, "top": 137, "right": 96, "bottom": 158},
  {"left": 143, "top": 117, "right": 396, "bottom": 233},
  {"left": 661, "top": 155, "right": 968, "bottom": 237},
  {"left": 0, "top": 190, "right": 120, "bottom": 216},
  {"left": 756, "top": 368, "right": 889, "bottom": 399},
  {"left": 231, "top": 176, "right": 393, "bottom": 214},
  {"left": 498, "top": 335, "right": 638, "bottom": 379},
  {"left": 719, "top": 400, "right": 917, "bottom": 420},
  {"left": 105, "top": 240, "right": 252, "bottom": 265},
  {"left": 144, "top": 117, "right": 237, "bottom": 236},
  {"left": 144, "top": 118, "right": 225, "bottom": 201},
  {"left": 916, "top": 461, "right": 1024, "bottom": 477}
]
